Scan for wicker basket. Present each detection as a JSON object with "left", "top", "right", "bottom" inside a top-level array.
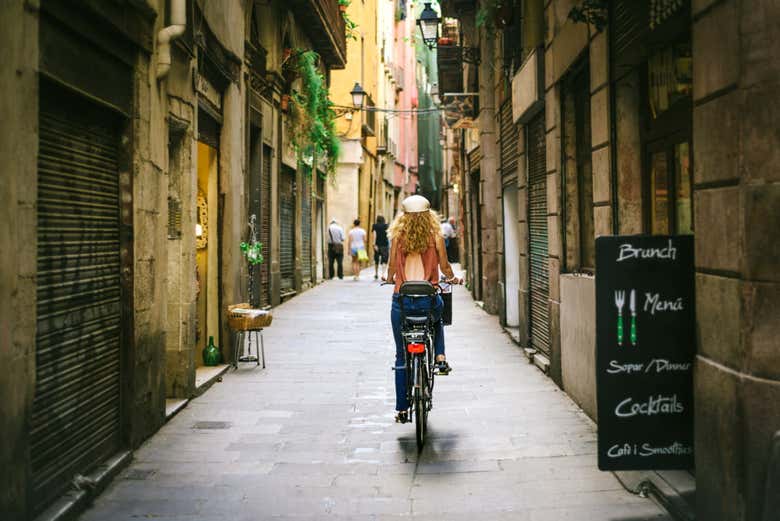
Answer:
[{"left": 227, "top": 303, "right": 273, "bottom": 330}]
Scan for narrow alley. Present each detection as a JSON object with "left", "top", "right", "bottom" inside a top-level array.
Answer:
[{"left": 78, "top": 273, "right": 670, "bottom": 520}]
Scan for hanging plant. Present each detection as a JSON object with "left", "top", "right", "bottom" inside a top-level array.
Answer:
[
  {"left": 337, "top": 0, "right": 359, "bottom": 40},
  {"left": 343, "top": 13, "right": 359, "bottom": 40},
  {"left": 240, "top": 241, "right": 264, "bottom": 265},
  {"left": 241, "top": 215, "right": 263, "bottom": 308},
  {"left": 286, "top": 50, "right": 341, "bottom": 179}
]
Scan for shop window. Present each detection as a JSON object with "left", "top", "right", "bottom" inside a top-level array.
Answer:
[
  {"left": 648, "top": 43, "right": 692, "bottom": 120},
  {"left": 562, "top": 60, "right": 595, "bottom": 272},
  {"left": 502, "top": 0, "right": 523, "bottom": 78},
  {"left": 643, "top": 39, "right": 693, "bottom": 236}
]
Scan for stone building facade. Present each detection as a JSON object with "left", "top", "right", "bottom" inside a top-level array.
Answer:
[
  {"left": 0, "top": 0, "right": 346, "bottom": 519},
  {"left": 445, "top": 0, "right": 780, "bottom": 519}
]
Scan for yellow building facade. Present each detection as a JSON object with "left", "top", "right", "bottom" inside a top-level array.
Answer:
[{"left": 328, "top": 0, "right": 380, "bottom": 256}]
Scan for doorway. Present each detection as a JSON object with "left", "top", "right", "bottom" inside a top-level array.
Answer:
[
  {"left": 196, "top": 141, "right": 220, "bottom": 366},
  {"left": 503, "top": 184, "right": 520, "bottom": 327},
  {"left": 469, "top": 170, "right": 483, "bottom": 300}
]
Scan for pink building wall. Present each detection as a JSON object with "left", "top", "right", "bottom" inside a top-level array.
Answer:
[{"left": 395, "top": 13, "right": 418, "bottom": 193}]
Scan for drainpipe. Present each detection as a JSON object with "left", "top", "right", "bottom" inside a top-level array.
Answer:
[{"left": 156, "top": 0, "right": 186, "bottom": 80}]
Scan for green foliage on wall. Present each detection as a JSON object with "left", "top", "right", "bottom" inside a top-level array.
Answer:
[
  {"left": 286, "top": 50, "right": 340, "bottom": 178},
  {"left": 339, "top": 0, "right": 359, "bottom": 40}
]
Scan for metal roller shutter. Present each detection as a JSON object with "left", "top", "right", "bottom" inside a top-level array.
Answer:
[
  {"left": 611, "top": 0, "right": 649, "bottom": 71},
  {"left": 301, "top": 179, "right": 312, "bottom": 283},
  {"left": 279, "top": 166, "right": 295, "bottom": 290},
  {"left": 500, "top": 99, "right": 518, "bottom": 176},
  {"left": 33, "top": 84, "right": 122, "bottom": 513},
  {"left": 468, "top": 146, "right": 482, "bottom": 172},
  {"left": 527, "top": 113, "right": 550, "bottom": 356},
  {"left": 259, "top": 145, "right": 272, "bottom": 306}
]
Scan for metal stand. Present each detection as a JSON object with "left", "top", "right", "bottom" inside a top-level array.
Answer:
[{"left": 232, "top": 329, "right": 266, "bottom": 369}]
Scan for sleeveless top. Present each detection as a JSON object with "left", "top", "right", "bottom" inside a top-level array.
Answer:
[{"left": 393, "top": 236, "right": 440, "bottom": 293}]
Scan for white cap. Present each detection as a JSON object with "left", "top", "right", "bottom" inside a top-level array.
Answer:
[{"left": 401, "top": 195, "right": 431, "bottom": 213}]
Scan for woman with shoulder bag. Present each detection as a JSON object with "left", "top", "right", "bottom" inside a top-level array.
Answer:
[{"left": 347, "top": 219, "right": 368, "bottom": 281}]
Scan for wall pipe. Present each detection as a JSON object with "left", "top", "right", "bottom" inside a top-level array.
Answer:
[{"left": 156, "top": 0, "right": 186, "bottom": 79}]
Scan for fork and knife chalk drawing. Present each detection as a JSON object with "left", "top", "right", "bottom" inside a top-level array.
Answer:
[{"left": 614, "top": 289, "right": 637, "bottom": 347}]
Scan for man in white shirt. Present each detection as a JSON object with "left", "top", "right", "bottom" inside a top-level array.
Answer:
[
  {"left": 327, "top": 218, "right": 345, "bottom": 279},
  {"left": 441, "top": 217, "right": 458, "bottom": 263}
]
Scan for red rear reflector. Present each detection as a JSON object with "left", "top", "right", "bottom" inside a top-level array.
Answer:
[{"left": 407, "top": 343, "right": 425, "bottom": 353}]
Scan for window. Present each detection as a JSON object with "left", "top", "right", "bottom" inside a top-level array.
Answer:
[
  {"left": 562, "top": 60, "right": 595, "bottom": 272},
  {"left": 643, "top": 40, "right": 693, "bottom": 235},
  {"left": 502, "top": 0, "right": 524, "bottom": 78},
  {"left": 647, "top": 139, "right": 692, "bottom": 235}
]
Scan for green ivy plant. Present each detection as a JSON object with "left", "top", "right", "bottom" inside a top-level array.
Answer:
[{"left": 287, "top": 50, "right": 340, "bottom": 179}]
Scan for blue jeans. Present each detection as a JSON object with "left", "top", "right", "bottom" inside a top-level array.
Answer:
[{"left": 391, "top": 293, "right": 445, "bottom": 411}]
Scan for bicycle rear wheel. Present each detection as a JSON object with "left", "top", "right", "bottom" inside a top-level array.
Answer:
[{"left": 414, "top": 358, "right": 428, "bottom": 451}]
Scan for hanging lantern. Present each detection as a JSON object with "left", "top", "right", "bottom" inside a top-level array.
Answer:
[{"left": 416, "top": 3, "right": 440, "bottom": 49}]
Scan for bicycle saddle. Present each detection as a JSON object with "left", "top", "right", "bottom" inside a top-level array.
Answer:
[{"left": 399, "top": 281, "right": 436, "bottom": 296}]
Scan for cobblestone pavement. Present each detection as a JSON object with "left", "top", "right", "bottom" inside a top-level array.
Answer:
[{"left": 79, "top": 269, "right": 672, "bottom": 520}]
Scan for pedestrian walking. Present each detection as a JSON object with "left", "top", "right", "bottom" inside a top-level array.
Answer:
[
  {"left": 385, "top": 195, "right": 461, "bottom": 423},
  {"left": 327, "top": 218, "right": 345, "bottom": 279},
  {"left": 347, "top": 219, "right": 367, "bottom": 280},
  {"left": 442, "top": 216, "right": 459, "bottom": 263},
  {"left": 372, "top": 215, "right": 390, "bottom": 280},
  {"left": 441, "top": 216, "right": 455, "bottom": 247}
]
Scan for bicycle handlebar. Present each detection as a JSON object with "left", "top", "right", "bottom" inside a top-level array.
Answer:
[{"left": 378, "top": 277, "right": 463, "bottom": 287}]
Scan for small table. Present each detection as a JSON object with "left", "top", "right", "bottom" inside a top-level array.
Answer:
[
  {"left": 231, "top": 329, "right": 265, "bottom": 369},
  {"left": 227, "top": 303, "right": 272, "bottom": 369}
]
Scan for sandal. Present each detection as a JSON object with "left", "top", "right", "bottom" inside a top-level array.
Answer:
[
  {"left": 395, "top": 411, "right": 409, "bottom": 423},
  {"left": 435, "top": 360, "right": 452, "bottom": 375}
]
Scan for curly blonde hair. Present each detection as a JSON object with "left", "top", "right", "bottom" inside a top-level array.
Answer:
[{"left": 388, "top": 209, "right": 442, "bottom": 254}]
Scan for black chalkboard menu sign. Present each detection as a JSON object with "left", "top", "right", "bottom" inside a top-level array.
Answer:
[{"left": 596, "top": 235, "right": 695, "bottom": 471}]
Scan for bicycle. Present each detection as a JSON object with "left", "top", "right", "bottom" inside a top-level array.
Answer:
[{"left": 388, "top": 278, "right": 459, "bottom": 451}]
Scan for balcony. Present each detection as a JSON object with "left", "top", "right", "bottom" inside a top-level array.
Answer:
[
  {"left": 289, "top": 0, "right": 347, "bottom": 69},
  {"left": 439, "top": 0, "right": 477, "bottom": 19},
  {"left": 437, "top": 43, "right": 464, "bottom": 94},
  {"left": 394, "top": 65, "right": 405, "bottom": 91}
]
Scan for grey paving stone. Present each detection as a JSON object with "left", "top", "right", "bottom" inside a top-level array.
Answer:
[{"left": 76, "top": 270, "right": 670, "bottom": 520}]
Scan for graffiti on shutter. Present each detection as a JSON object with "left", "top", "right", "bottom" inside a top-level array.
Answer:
[{"left": 33, "top": 83, "right": 122, "bottom": 514}]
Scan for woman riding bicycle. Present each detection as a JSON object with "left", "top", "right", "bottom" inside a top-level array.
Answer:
[{"left": 385, "top": 195, "right": 461, "bottom": 423}]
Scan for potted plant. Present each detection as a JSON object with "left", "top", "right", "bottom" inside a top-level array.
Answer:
[{"left": 338, "top": 0, "right": 349, "bottom": 12}]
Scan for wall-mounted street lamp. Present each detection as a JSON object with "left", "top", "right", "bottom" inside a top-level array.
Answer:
[
  {"left": 350, "top": 82, "right": 366, "bottom": 110},
  {"left": 416, "top": 2, "right": 440, "bottom": 49},
  {"left": 332, "top": 82, "right": 367, "bottom": 119}
]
